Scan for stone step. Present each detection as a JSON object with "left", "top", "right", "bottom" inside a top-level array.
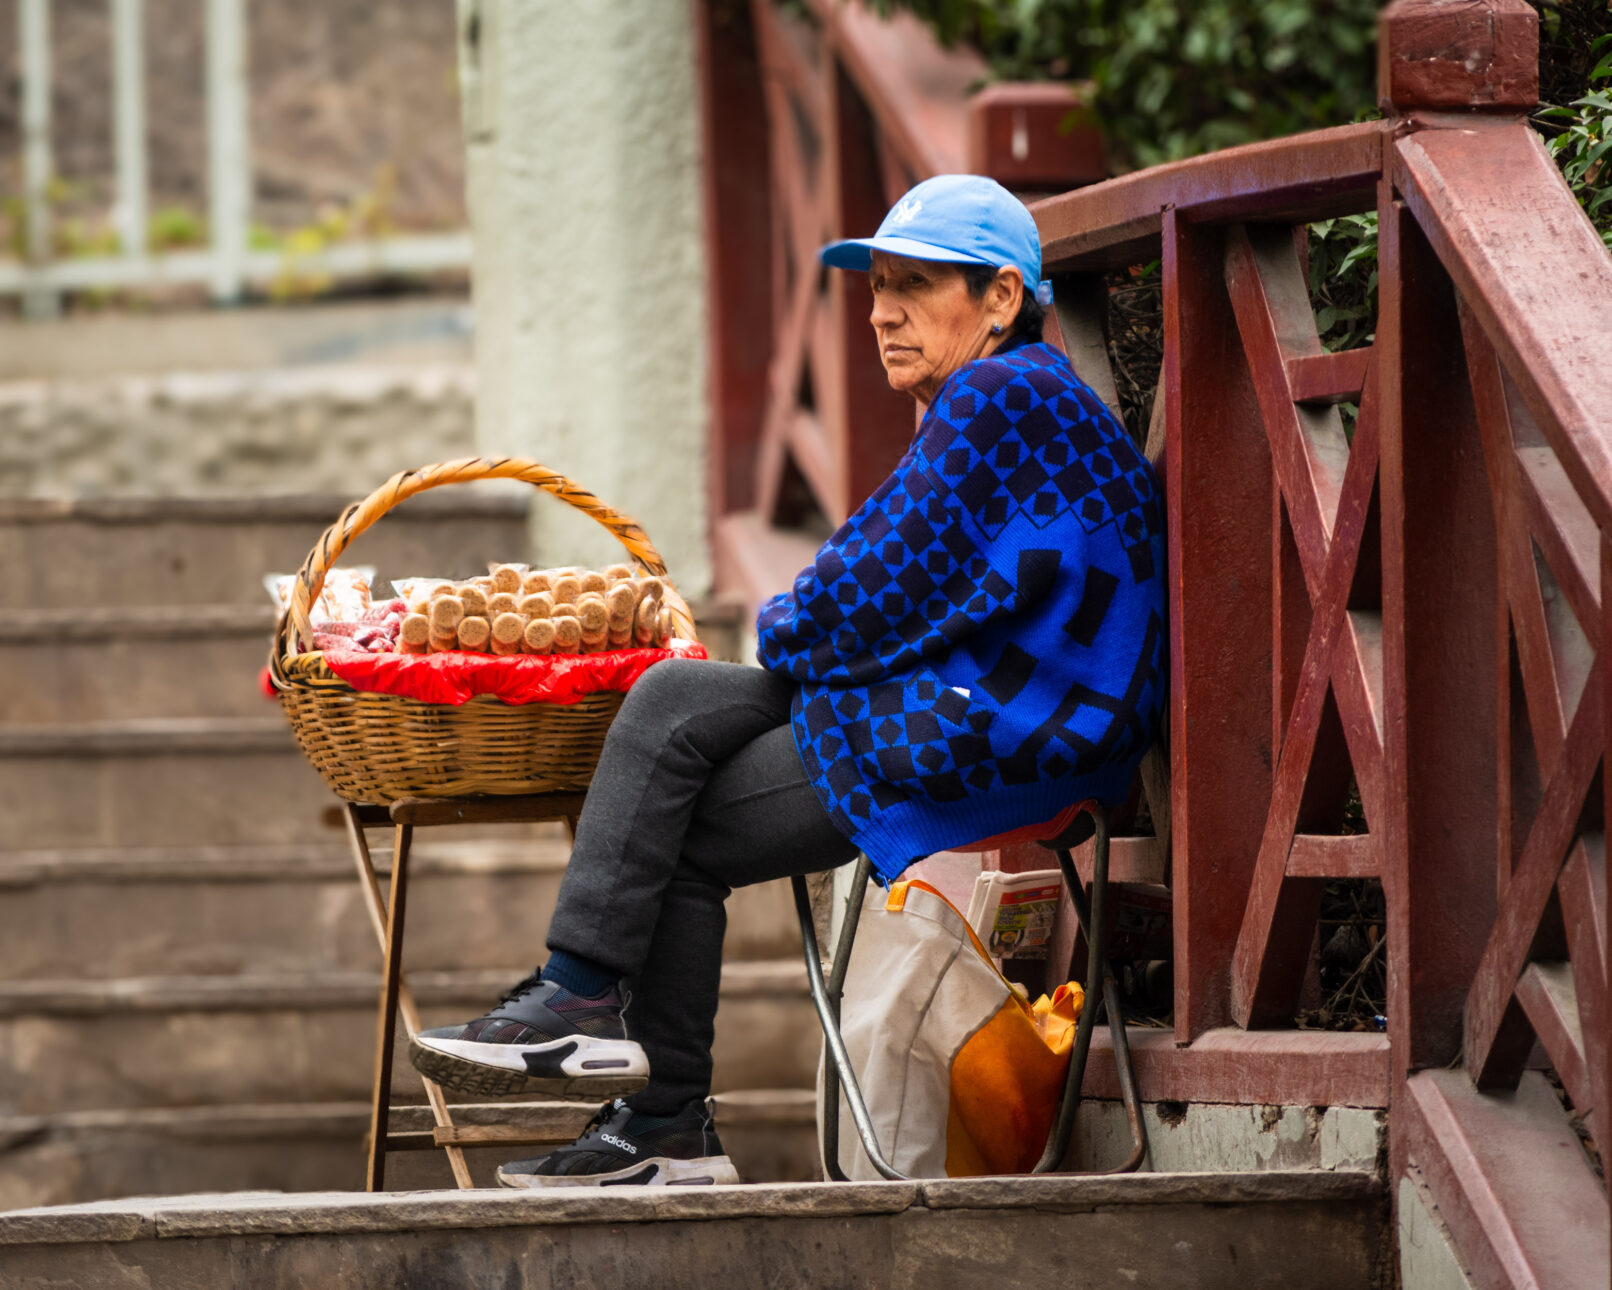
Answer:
[
  {"left": 0, "top": 841, "right": 803, "bottom": 979},
  {"left": 0, "top": 491, "right": 531, "bottom": 609},
  {"left": 0, "top": 1090, "right": 820, "bottom": 1211},
  {"left": 0, "top": 1171, "right": 1385, "bottom": 1289},
  {"left": 0, "top": 719, "right": 339, "bottom": 849},
  {"left": 0, "top": 606, "right": 278, "bottom": 724},
  {"left": 0, "top": 963, "right": 815, "bottom": 1117}
]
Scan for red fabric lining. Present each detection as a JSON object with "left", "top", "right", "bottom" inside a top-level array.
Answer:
[
  {"left": 949, "top": 800, "right": 1094, "bottom": 852},
  {"left": 317, "top": 640, "right": 707, "bottom": 706}
]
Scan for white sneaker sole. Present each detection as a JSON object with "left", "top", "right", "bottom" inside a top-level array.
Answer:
[
  {"left": 497, "top": 1155, "right": 742, "bottom": 1188},
  {"left": 408, "top": 1033, "right": 650, "bottom": 1099}
]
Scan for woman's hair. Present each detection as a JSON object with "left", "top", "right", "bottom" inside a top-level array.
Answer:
[{"left": 959, "top": 263, "right": 1044, "bottom": 342}]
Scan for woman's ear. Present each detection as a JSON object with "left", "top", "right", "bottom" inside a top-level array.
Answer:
[{"left": 990, "top": 268, "right": 1024, "bottom": 330}]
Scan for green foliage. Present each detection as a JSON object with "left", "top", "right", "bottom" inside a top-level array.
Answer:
[
  {"left": 1537, "top": 33, "right": 1612, "bottom": 252},
  {"left": 1307, "top": 213, "right": 1377, "bottom": 354},
  {"left": 869, "top": 0, "right": 1380, "bottom": 169},
  {"left": 148, "top": 205, "right": 206, "bottom": 251}
]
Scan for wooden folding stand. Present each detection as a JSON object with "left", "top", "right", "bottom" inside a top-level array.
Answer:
[{"left": 342, "top": 792, "right": 586, "bottom": 1191}]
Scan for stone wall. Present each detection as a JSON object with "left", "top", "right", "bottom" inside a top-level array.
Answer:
[{"left": 0, "top": 364, "right": 475, "bottom": 499}]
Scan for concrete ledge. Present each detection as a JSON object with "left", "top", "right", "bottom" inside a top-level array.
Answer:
[
  {"left": 0, "top": 1169, "right": 1378, "bottom": 1244},
  {"left": 0, "top": 1175, "right": 1384, "bottom": 1288},
  {"left": 918, "top": 1169, "right": 1380, "bottom": 1212}
]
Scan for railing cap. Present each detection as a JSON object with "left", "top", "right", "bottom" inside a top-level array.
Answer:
[{"left": 1378, "top": 0, "right": 1538, "bottom": 114}]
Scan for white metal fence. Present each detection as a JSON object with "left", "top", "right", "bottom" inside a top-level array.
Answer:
[{"left": 5, "top": 0, "right": 472, "bottom": 320}]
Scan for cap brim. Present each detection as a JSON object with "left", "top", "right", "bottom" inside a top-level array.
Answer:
[{"left": 818, "top": 235, "right": 996, "bottom": 272}]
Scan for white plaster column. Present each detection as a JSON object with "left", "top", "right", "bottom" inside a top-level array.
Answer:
[{"left": 457, "top": 0, "right": 710, "bottom": 596}]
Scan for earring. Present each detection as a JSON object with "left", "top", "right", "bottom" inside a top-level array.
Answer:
[{"left": 991, "top": 322, "right": 1003, "bottom": 334}]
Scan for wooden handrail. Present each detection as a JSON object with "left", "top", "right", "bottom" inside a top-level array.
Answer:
[
  {"left": 1393, "top": 120, "right": 1612, "bottom": 538},
  {"left": 1033, "top": 121, "right": 1385, "bottom": 274}
]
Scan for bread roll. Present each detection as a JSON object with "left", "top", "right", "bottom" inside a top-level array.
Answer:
[
  {"left": 491, "top": 612, "right": 525, "bottom": 656},
  {"left": 488, "top": 592, "right": 519, "bottom": 618},
  {"left": 606, "top": 583, "right": 637, "bottom": 631},
  {"left": 518, "top": 592, "right": 554, "bottom": 620},
  {"left": 456, "top": 585, "right": 489, "bottom": 618},
  {"left": 457, "top": 615, "right": 491, "bottom": 652},
  {"left": 472, "top": 576, "right": 496, "bottom": 594},
  {"left": 579, "top": 571, "right": 609, "bottom": 595},
  {"left": 428, "top": 630, "right": 458, "bottom": 654},
  {"left": 604, "top": 563, "right": 635, "bottom": 582},
  {"left": 400, "top": 614, "right": 431, "bottom": 647},
  {"left": 429, "top": 596, "right": 465, "bottom": 633},
  {"left": 523, "top": 618, "right": 557, "bottom": 655},
  {"left": 522, "top": 570, "right": 553, "bottom": 596},
  {"left": 575, "top": 593, "right": 609, "bottom": 635},
  {"left": 551, "top": 615, "right": 582, "bottom": 653},
  {"left": 427, "top": 582, "right": 455, "bottom": 599},
  {"left": 551, "top": 575, "right": 581, "bottom": 606},
  {"left": 608, "top": 626, "right": 631, "bottom": 649}
]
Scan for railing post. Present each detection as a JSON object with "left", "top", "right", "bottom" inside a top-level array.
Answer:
[
  {"left": 1376, "top": 0, "right": 1531, "bottom": 1088},
  {"left": 1377, "top": 0, "right": 1538, "bottom": 115},
  {"left": 695, "top": 0, "right": 773, "bottom": 523},
  {"left": 111, "top": 0, "right": 149, "bottom": 262},
  {"left": 18, "top": 0, "right": 57, "bottom": 320},
  {"left": 206, "top": 0, "right": 251, "bottom": 305},
  {"left": 1164, "top": 211, "right": 1275, "bottom": 1042}
]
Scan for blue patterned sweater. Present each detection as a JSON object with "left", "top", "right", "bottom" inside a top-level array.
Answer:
[{"left": 755, "top": 338, "right": 1167, "bottom": 880}]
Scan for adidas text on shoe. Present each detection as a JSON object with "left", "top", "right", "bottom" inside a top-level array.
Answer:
[{"left": 408, "top": 972, "right": 649, "bottom": 1099}]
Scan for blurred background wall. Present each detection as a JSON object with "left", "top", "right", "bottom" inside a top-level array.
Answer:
[{"left": 456, "top": 0, "right": 711, "bottom": 595}]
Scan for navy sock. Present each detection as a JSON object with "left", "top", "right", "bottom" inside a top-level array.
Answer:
[{"left": 544, "top": 949, "right": 618, "bottom": 999}]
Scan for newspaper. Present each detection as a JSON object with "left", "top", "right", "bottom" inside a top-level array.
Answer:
[{"left": 965, "top": 868, "right": 1064, "bottom": 961}]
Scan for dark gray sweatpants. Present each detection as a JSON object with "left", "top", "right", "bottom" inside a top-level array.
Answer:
[{"left": 546, "top": 659, "right": 858, "bottom": 1115}]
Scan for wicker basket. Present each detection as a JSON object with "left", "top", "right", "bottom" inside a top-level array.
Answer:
[{"left": 269, "top": 456, "right": 698, "bottom": 806}]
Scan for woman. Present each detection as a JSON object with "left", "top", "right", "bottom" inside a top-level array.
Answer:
[{"left": 410, "top": 174, "right": 1166, "bottom": 1188}]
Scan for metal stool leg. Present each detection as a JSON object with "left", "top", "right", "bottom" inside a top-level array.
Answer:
[
  {"left": 792, "top": 857, "right": 907, "bottom": 1181},
  {"left": 1034, "top": 804, "right": 1146, "bottom": 1173}
]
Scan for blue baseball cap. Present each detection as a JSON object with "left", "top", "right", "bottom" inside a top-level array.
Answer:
[{"left": 819, "top": 174, "right": 1041, "bottom": 290}]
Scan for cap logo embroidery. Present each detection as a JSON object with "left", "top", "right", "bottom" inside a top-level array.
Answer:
[{"left": 890, "top": 197, "right": 922, "bottom": 226}]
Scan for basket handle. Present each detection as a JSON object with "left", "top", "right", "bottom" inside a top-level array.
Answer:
[{"left": 271, "top": 456, "right": 698, "bottom": 671}]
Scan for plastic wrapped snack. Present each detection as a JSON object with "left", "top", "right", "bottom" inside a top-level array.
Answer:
[
  {"left": 391, "top": 578, "right": 455, "bottom": 613},
  {"left": 266, "top": 565, "right": 376, "bottom": 623}
]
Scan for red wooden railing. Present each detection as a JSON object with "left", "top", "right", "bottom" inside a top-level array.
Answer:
[
  {"left": 698, "top": 0, "right": 1609, "bottom": 1281},
  {"left": 696, "top": 0, "right": 1106, "bottom": 604}
]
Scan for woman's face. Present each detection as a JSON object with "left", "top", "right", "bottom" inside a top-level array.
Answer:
[{"left": 867, "top": 251, "right": 1022, "bottom": 405}]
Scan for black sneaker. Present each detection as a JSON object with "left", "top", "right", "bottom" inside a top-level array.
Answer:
[
  {"left": 496, "top": 1098, "right": 740, "bottom": 1188},
  {"left": 408, "top": 970, "right": 649, "bottom": 1099}
]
